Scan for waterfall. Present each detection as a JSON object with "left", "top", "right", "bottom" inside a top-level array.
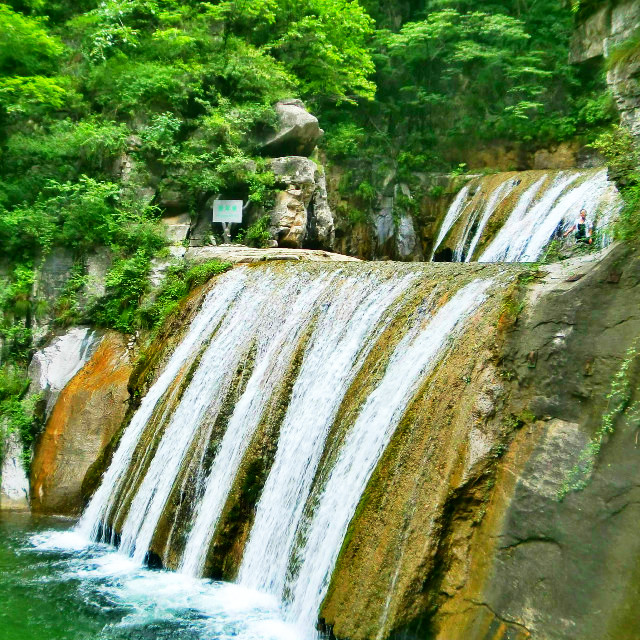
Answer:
[
  {"left": 236, "top": 273, "right": 418, "bottom": 595},
  {"left": 76, "top": 260, "right": 508, "bottom": 637},
  {"left": 117, "top": 272, "right": 302, "bottom": 564},
  {"left": 177, "top": 272, "right": 338, "bottom": 576},
  {"left": 463, "top": 179, "right": 515, "bottom": 262},
  {"left": 480, "top": 168, "right": 617, "bottom": 261},
  {"left": 432, "top": 168, "right": 621, "bottom": 263},
  {"left": 430, "top": 183, "right": 471, "bottom": 259},
  {"left": 478, "top": 172, "right": 578, "bottom": 262},
  {"left": 77, "top": 268, "right": 248, "bottom": 541},
  {"left": 283, "top": 278, "right": 493, "bottom": 632}
]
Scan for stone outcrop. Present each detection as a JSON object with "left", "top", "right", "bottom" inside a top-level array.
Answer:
[
  {"left": 609, "top": 51, "right": 640, "bottom": 139},
  {"left": 263, "top": 99, "right": 324, "bottom": 157},
  {"left": 570, "top": 1, "right": 640, "bottom": 137},
  {"left": 28, "top": 326, "right": 102, "bottom": 419},
  {"left": 0, "top": 430, "right": 29, "bottom": 510},
  {"left": 269, "top": 156, "right": 335, "bottom": 249},
  {"left": 30, "top": 331, "right": 133, "bottom": 515}
]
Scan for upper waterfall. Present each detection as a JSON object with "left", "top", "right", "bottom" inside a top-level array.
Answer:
[
  {"left": 76, "top": 261, "right": 516, "bottom": 637},
  {"left": 430, "top": 168, "right": 621, "bottom": 262}
]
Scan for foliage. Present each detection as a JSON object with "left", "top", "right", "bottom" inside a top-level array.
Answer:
[
  {"left": 319, "top": 0, "right": 616, "bottom": 180},
  {"left": 236, "top": 215, "right": 272, "bottom": 248},
  {"left": 590, "top": 126, "right": 640, "bottom": 240},
  {"left": 558, "top": 339, "right": 640, "bottom": 500},
  {"left": 137, "top": 259, "right": 231, "bottom": 330},
  {"left": 0, "top": 4, "right": 67, "bottom": 116}
]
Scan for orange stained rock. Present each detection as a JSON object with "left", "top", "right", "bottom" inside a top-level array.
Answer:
[{"left": 30, "top": 332, "right": 132, "bottom": 515}]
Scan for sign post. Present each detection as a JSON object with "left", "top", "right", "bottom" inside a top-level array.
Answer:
[{"left": 212, "top": 200, "right": 243, "bottom": 244}]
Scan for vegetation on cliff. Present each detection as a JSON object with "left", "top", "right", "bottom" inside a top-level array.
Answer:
[{"left": 0, "top": 0, "right": 638, "bottom": 463}]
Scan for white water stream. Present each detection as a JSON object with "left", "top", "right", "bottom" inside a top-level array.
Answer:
[
  {"left": 236, "top": 273, "right": 418, "bottom": 596},
  {"left": 283, "top": 278, "right": 493, "bottom": 633},
  {"left": 178, "top": 271, "right": 339, "bottom": 576},
  {"left": 430, "top": 183, "right": 471, "bottom": 259},
  {"left": 462, "top": 179, "right": 515, "bottom": 262},
  {"left": 77, "top": 268, "right": 248, "bottom": 542},
  {"left": 432, "top": 168, "right": 621, "bottom": 263}
]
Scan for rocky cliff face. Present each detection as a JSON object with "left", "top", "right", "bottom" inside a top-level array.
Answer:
[
  {"left": 30, "top": 331, "right": 133, "bottom": 515},
  {"left": 571, "top": 0, "right": 640, "bottom": 138}
]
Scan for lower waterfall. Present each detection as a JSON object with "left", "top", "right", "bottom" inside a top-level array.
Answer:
[{"left": 76, "top": 262, "right": 512, "bottom": 637}]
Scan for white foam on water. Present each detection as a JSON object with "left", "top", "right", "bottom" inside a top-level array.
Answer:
[{"left": 29, "top": 529, "right": 303, "bottom": 640}]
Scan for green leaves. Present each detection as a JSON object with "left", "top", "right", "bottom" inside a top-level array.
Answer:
[
  {"left": 0, "top": 5, "right": 67, "bottom": 115},
  {"left": 270, "top": 0, "right": 376, "bottom": 104},
  {"left": 0, "top": 4, "right": 63, "bottom": 75}
]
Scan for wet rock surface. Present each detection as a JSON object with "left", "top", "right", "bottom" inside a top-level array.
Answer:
[
  {"left": 318, "top": 244, "right": 640, "bottom": 640},
  {"left": 28, "top": 327, "right": 102, "bottom": 420},
  {"left": 30, "top": 332, "right": 133, "bottom": 515}
]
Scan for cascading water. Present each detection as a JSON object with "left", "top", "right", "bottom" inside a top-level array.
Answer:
[
  {"left": 431, "top": 168, "right": 621, "bottom": 263},
  {"left": 74, "top": 261, "right": 510, "bottom": 639},
  {"left": 281, "top": 278, "right": 493, "bottom": 633},
  {"left": 236, "top": 273, "right": 418, "bottom": 596},
  {"left": 462, "top": 180, "right": 515, "bottom": 262},
  {"left": 430, "top": 183, "right": 471, "bottom": 259},
  {"left": 77, "top": 269, "right": 248, "bottom": 542},
  {"left": 117, "top": 272, "right": 304, "bottom": 564},
  {"left": 177, "top": 272, "right": 340, "bottom": 577}
]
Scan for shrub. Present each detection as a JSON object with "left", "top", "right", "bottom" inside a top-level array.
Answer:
[{"left": 236, "top": 215, "right": 272, "bottom": 248}]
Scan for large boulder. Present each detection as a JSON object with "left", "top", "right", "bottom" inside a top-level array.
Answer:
[
  {"left": 269, "top": 157, "right": 335, "bottom": 249},
  {"left": 263, "top": 99, "right": 324, "bottom": 157},
  {"left": 28, "top": 326, "right": 103, "bottom": 419},
  {"left": 30, "top": 331, "right": 133, "bottom": 515}
]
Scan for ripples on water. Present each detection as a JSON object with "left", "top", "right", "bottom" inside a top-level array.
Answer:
[{"left": 0, "top": 513, "right": 302, "bottom": 640}]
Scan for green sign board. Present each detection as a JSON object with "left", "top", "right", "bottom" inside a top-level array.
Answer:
[{"left": 213, "top": 200, "right": 243, "bottom": 223}]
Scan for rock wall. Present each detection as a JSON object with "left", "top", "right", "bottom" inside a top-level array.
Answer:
[
  {"left": 571, "top": 0, "right": 640, "bottom": 137},
  {"left": 30, "top": 331, "right": 133, "bottom": 515},
  {"left": 0, "top": 431, "right": 29, "bottom": 510}
]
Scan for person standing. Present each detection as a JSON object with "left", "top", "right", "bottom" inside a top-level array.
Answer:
[{"left": 564, "top": 209, "right": 592, "bottom": 244}]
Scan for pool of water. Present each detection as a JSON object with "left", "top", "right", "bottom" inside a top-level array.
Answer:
[{"left": 0, "top": 512, "right": 301, "bottom": 640}]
